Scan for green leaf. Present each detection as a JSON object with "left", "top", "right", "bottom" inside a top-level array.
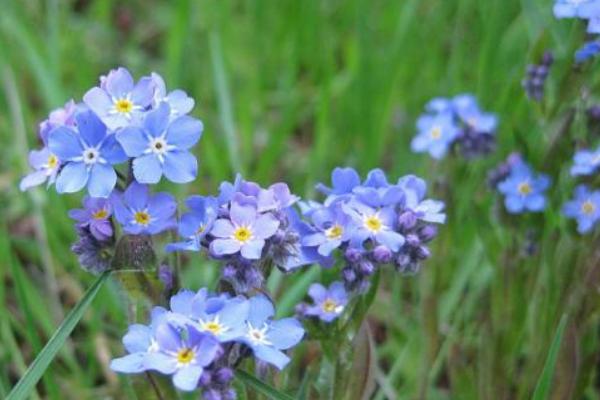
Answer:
[
  {"left": 532, "top": 314, "right": 568, "bottom": 400},
  {"left": 7, "top": 271, "right": 111, "bottom": 400},
  {"left": 235, "top": 369, "right": 294, "bottom": 400}
]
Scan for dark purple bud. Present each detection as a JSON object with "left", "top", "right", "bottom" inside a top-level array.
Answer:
[
  {"left": 223, "top": 389, "right": 237, "bottom": 400},
  {"left": 406, "top": 233, "right": 421, "bottom": 247},
  {"left": 203, "top": 389, "right": 222, "bottom": 400},
  {"left": 542, "top": 51, "right": 554, "bottom": 66},
  {"left": 418, "top": 225, "right": 438, "bottom": 242},
  {"left": 295, "top": 302, "right": 308, "bottom": 317},
  {"left": 357, "top": 280, "right": 371, "bottom": 293},
  {"left": 359, "top": 260, "right": 375, "bottom": 275},
  {"left": 222, "top": 264, "right": 236, "bottom": 280},
  {"left": 272, "top": 229, "right": 287, "bottom": 244},
  {"left": 199, "top": 370, "right": 213, "bottom": 386},
  {"left": 215, "top": 367, "right": 235, "bottom": 384},
  {"left": 158, "top": 264, "right": 174, "bottom": 291},
  {"left": 372, "top": 245, "right": 393, "bottom": 263},
  {"left": 342, "top": 266, "right": 357, "bottom": 283},
  {"left": 587, "top": 105, "right": 600, "bottom": 121},
  {"left": 415, "top": 246, "right": 431, "bottom": 260},
  {"left": 344, "top": 247, "right": 362, "bottom": 263},
  {"left": 395, "top": 253, "right": 411, "bottom": 268},
  {"left": 398, "top": 210, "right": 417, "bottom": 231}
]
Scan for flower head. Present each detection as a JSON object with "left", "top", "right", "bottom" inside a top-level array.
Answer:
[
  {"left": 497, "top": 161, "right": 550, "bottom": 213},
  {"left": 38, "top": 100, "right": 78, "bottom": 144},
  {"left": 301, "top": 204, "right": 354, "bottom": 256},
  {"left": 19, "top": 147, "right": 61, "bottom": 191},
  {"left": 68, "top": 196, "right": 113, "bottom": 241},
  {"left": 83, "top": 67, "right": 155, "bottom": 130},
  {"left": 48, "top": 110, "right": 127, "bottom": 197},
  {"left": 116, "top": 103, "right": 203, "bottom": 184},
  {"left": 150, "top": 72, "right": 195, "bottom": 119},
  {"left": 575, "top": 41, "right": 600, "bottom": 62},
  {"left": 562, "top": 185, "right": 600, "bottom": 234},
  {"left": 571, "top": 146, "right": 600, "bottom": 176},
  {"left": 167, "top": 196, "right": 218, "bottom": 252},
  {"left": 304, "top": 282, "right": 348, "bottom": 323},
  {"left": 553, "top": 0, "right": 600, "bottom": 19},
  {"left": 411, "top": 112, "right": 459, "bottom": 159},
  {"left": 111, "top": 182, "right": 177, "bottom": 235}
]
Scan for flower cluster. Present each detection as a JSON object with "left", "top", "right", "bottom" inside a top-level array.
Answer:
[
  {"left": 553, "top": 0, "right": 600, "bottom": 62},
  {"left": 300, "top": 168, "right": 446, "bottom": 291},
  {"left": 491, "top": 154, "right": 551, "bottom": 214},
  {"left": 563, "top": 147, "right": 600, "bottom": 234},
  {"left": 411, "top": 94, "right": 498, "bottom": 160},
  {"left": 111, "top": 288, "right": 304, "bottom": 396},
  {"left": 168, "top": 175, "right": 326, "bottom": 293},
  {"left": 20, "top": 67, "right": 202, "bottom": 197},
  {"left": 522, "top": 52, "right": 554, "bottom": 101}
]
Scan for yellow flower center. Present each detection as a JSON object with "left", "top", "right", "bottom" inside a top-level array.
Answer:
[
  {"left": 517, "top": 181, "right": 532, "bottom": 195},
  {"left": 134, "top": 211, "right": 151, "bottom": 226},
  {"left": 364, "top": 215, "right": 383, "bottom": 233},
  {"left": 196, "top": 224, "right": 206, "bottom": 235},
  {"left": 233, "top": 226, "right": 253, "bottom": 243},
  {"left": 322, "top": 299, "right": 339, "bottom": 313},
  {"left": 203, "top": 321, "right": 223, "bottom": 335},
  {"left": 92, "top": 209, "right": 108, "bottom": 220},
  {"left": 47, "top": 154, "right": 58, "bottom": 169},
  {"left": 325, "top": 224, "right": 343, "bottom": 239},
  {"left": 176, "top": 348, "right": 194, "bottom": 364},
  {"left": 582, "top": 200, "right": 596, "bottom": 215},
  {"left": 114, "top": 98, "right": 134, "bottom": 114},
  {"left": 429, "top": 126, "right": 442, "bottom": 139}
]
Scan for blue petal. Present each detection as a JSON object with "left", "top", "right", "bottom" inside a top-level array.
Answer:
[
  {"left": 20, "top": 170, "right": 48, "bottom": 191},
  {"left": 241, "top": 239, "right": 265, "bottom": 259},
  {"left": 173, "top": 366, "right": 203, "bottom": 391},
  {"left": 87, "top": 164, "right": 116, "bottom": 198},
  {"left": 55, "top": 162, "right": 89, "bottom": 193},
  {"left": 166, "top": 116, "right": 203, "bottom": 149},
  {"left": 110, "top": 353, "right": 147, "bottom": 373},
  {"left": 105, "top": 67, "right": 134, "bottom": 98},
  {"left": 144, "top": 102, "right": 171, "bottom": 137},
  {"left": 133, "top": 154, "right": 163, "bottom": 184},
  {"left": 210, "top": 239, "right": 241, "bottom": 256},
  {"left": 268, "top": 318, "right": 304, "bottom": 350},
  {"left": 252, "top": 344, "right": 290, "bottom": 370},
  {"left": 163, "top": 151, "right": 197, "bottom": 183},
  {"left": 131, "top": 76, "right": 155, "bottom": 108},
  {"left": 144, "top": 352, "right": 177, "bottom": 374},
  {"left": 123, "top": 324, "right": 152, "bottom": 353},
  {"left": 124, "top": 182, "right": 149, "bottom": 210},
  {"left": 170, "top": 290, "right": 195, "bottom": 315},
  {"left": 48, "top": 127, "right": 83, "bottom": 160},
  {"left": 247, "top": 295, "right": 274, "bottom": 326},
  {"left": 76, "top": 110, "right": 107, "bottom": 147},
  {"left": 83, "top": 87, "right": 112, "bottom": 120},
  {"left": 116, "top": 127, "right": 148, "bottom": 157}
]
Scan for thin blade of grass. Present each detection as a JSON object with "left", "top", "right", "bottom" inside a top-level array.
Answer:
[
  {"left": 532, "top": 314, "right": 568, "bottom": 400},
  {"left": 235, "top": 369, "right": 294, "bottom": 400},
  {"left": 7, "top": 271, "right": 111, "bottom": 400}
]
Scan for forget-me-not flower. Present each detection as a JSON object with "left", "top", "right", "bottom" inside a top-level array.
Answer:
[
  {"left": 48, "top": 110, "right": 127, "bottom": 197},
  {"left": 166, "top": 196, "right": 218, "bottom": 252},
  {"left": 19, "top": 147, "right": 61, "bottom": 191},
  {"left": 116, "top": 103, "right": 203, "bottom": 184},
  {"left": 150, "top": 72, "right": 195, "bottom": 119},
  {"left": 497, "top": 162, "right": 550, "bottom": 213},
  {"left": 302, "top": 204, "right": 354, "bottom": 257},
  {"left": 68, "top": 196, "right": 113, "bottom": 241},
  {"left": 410, "top": 112, "right": 459, "bottom": 159},
  {"left": 343, "top": 201, "right": 405, "bottom": 251},
  {"left": 562, "top": 185, "right": 600, "bottom": 234},
  {"left": 554, "top": 0, "right": 600, "bottom": 18},
  {"left": 304, "top": 281, "right": 348, "bottom": 323},
  {"left": 571, "top": 146, "right": 600, "bottom": 176}
]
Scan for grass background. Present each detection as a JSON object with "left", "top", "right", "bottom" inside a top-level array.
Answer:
[{"left": 1, "top": 0, "right": 600, "bottom": 399}]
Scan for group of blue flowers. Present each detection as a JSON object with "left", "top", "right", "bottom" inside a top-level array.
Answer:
[
  {"left": 553, "top": 0, "right": 600, "bottom": 62},
  {"left": 411, "top": 94, "right": 498, "bottom": 160},
  {"left": 21, "top": 68, "right": 446, "bottom": 397}
]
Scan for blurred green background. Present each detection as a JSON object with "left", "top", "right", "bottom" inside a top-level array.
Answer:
[{"left": 2, "top": 0, "right": 600, "bottom": 399}]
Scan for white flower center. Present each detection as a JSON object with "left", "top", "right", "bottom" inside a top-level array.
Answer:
[
  {"left": 246, "top": 323, "right": 272, "bottom": 346},
  {"left": 149, "top": 137, "right": 168, "bottom": 155},
  {"left": 82, "top": 148, "right": 100, "bottom": 165}
]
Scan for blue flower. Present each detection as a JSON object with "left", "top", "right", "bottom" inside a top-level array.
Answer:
[
  {"left": 48, "top": 110, "right": 127, "bottom": 197},
  {"left": 315, "top": 167, "right": 361, "bottom": 203},
  {"left": 343, "top": 201, "right": 405, "bottom": 251},
  {"left": 150, "top": 72, "right": 195, "bottom": 118},
  {"left": 425, "top": 97, "right": 453, "bottom": 113},
  {"left": 575, "top": 41, "right": 600, "bottom": 62},
  {"left": 562, "top": 185, "right": 600, "bottom": 234},
  {"left": 554, "top": 0, "right": 600, "bottom": 18},
  {"left": 83, "top": 67, "right": 155, "bottom": 130},
  {"left": 209, "top": 200, "right": 280, "bottom": 260},
  {"left": 191, "top": 296, "right": 249, "bottom": 342},
  {"left": 38, "top": 100, "right": 78, "bottom": 144},
  {"left": 111, "top": 182, "right": 177, "bottom": 235},
  {"left": 19, "top": 147, "right": 61, "bottom": 191},
  {"left": 397, "top": 175, "right": 446, "bottom": 223},
  {"left": 411, "top": 112, "right": 459, "bottom": 159},
  {"left": 571, "top": 146, "right": 600, "bottom": 176},
  {"left": 166, "top": 196, "right": 218, "bottom": 252},
  {"left": 116, "top": 103, "right": 203, "bottom": 184},
  {"left": 241, "top": 295, "right": 304, "bottom": 370},
  {"left": 497, "top": 162, "right": 550, "bottom": 213},
  {"left": 142, "top": 322, "right": 221, "bottom": 392},
  {"left": 452, "top": 94, "right": 498, "bottom": 133},
  {"left": 304, "top": 281, "right": 348, "bottom": 323},
  {"left": 68, "top": 196, "right": 113, "bottom": 241},
  {"left": 302, "top": 204, "right": 354, "bottom": 256}
]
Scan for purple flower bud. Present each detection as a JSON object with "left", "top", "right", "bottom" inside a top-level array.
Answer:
[
  {"left": 415, "top": 246, "right": 431, "bottom": 260},
  {"left": 359, "top": 260, "right": 375, "bottom": 275},
  {"left": 372, "top": 245, "right": 392, "bottom": 264},
  {"left": 398, "top": 210, "right": 417, "bottom": 231},
  {"left": 542, "top": 51, "right": 554, "bottom": 66},
  {"left": 406, "top": 233, "right": 421, "bottom": 247},
  {"left": 222, "top": 264, "right": 236, "bottom": 280},
  {"left": 295, "top": 302, "right": 308, "bottom": 317},
  {"left": 223, "top": 389, "right": 237, "bottom": 400},
  {"left": 203, "top": 389, "right": 222, "bottom": 400},
  {"left": 395, "top": 253, "right": 411, "bottom": 268},
  {"left": 418, "top": 225, "right": 438, "bottom": 242},
  {"left": 214, "top": 368, "right": 234, "bottom": 384},
  {"left": 199, "top": 370, "right": 213, "bottom": 387},
  {"left": 357, "top": 280, "right": 370, "bottom": 293},
  {"left": 158, "top": 264, "right": 174, "bottom": 291},
  {"left": 344, "top": 247, "right": 362, "bottom": 263},
  {"left": 342, "top": 266, "right": 357, "bottom": 283}
]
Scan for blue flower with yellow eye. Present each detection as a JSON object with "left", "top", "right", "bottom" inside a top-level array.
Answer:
[
  {"left": 116, "top": 103, "right": 203, "bottom": 184},
  {"left": 19, "top": 147, "right": 61, "bottom": 191},
  {"left": 167, "top": 196, "right": 219, "bottom": 253},
  {"left": 563, "top": 185, "right": 600, "bottom": 234},
  {"left": 304, "top": 281, "right": 348, "bottom": 323},
  {"left": 48, "top": 110, "right": 127, "bottom": 198},
  {"left": 111, "top": 182, "right": 177, "bottom": 235},
  {"left": 497, "top": 161, "right": 550, "bottom": 214},
  {"left": 411, "top": 112, "right": 459, "bottom": 159}
]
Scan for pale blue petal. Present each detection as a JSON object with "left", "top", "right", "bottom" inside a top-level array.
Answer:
[
  {"left": 166, "top": 116, "right": 203, "bottom": 149},
  {"left": 87, "top": 164, "right": 116, "bottom": 198},
  {"left": 163, "top": 151, "right": 197, "bottom": 183},
  {"left": 116, "top": 127, "right": 148, "bottom": 157},
  {"left": 133, "top": 154, "right": 163, "bottom": 184},
  {"left": 55, "top": 162, "right": 89, "bottom": 193}
]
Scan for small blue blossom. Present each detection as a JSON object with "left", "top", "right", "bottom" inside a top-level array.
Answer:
[
  {"left": 241, "top": 294, "right": 305, "bottom": 370},
  {"left": 19, "top": 147, "right": 61, "bottom": 191},
  {"left": 68, "top": 196, "right": 113, "bottom": 241},
  {"left": 191, "top": 296, "right": 249, "bottom": 342},
  {"left": 571, "top": 146, "right": 600, "bottom": 176},
  {"left": 315, "top": 167, "right": 361, "bottom": 203},
  {"left": 497, "top": 161, "right": 550, "bottom": 214},
  {"left": 83, "top": 67, "right": 155, "bottom": 130},
  {"left": 302, "top": 204, "right": 354, "bottom": 256},
  {"left": 343, "top": 201, "right": 405, "bottom": 251},
  {"left": 575, "top": 41, "right": 600, "bottom": 62},
  {"left": 210, "top": 200, "right": 280, "bottom": 260},
  {"left": 397, "top": 175, "right": 446, "bottom": 224},
  {"left": 452, "top": 94, "right": 498, "bottom": 133},
  {"left": 111, "top": 182, "right": 177, "bottom": 235},
  {"left": 48, "top": 110, "right": 127, "bottom": 197},
  {"left": 150, "top": 72, "right": 195, "bottom": 119},
  {"left": 562, "top": 185, "right": 600, "bottom": 234},
  {"left": 411, "top": 112, "right": 459, "bottom": 159},
  {"left": 554, "top": 0, "right": 600, "bottom": 19},
  {"left": 304, "top": 281, "right": 348, "bottom": 323},
  {"left": 166, "top": 196, "right": 218, "bottom": 252},
  {"left": 116, "top": 103, "right": 203, "bottom": 184}
]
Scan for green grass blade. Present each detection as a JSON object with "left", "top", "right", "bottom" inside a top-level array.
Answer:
[
  {"left": 7, "top": 272, "right": 111, "bottom": 400},
  {"left": 532, "top": 314, "right": 568, "bottom": 400},
  {"left": 235, "top": 369, "right": 294, "bottom": 400}
]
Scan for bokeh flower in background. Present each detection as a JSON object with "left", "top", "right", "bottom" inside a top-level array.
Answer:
[
  {"left": 571, "top": 146, "right": 600, "bottom": 176},
  {"left": 562, "top": 185, "right": 600, "bottom": 234},
  {"left": 497, "top": 160, "right": 551, "bottom": 213}
]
